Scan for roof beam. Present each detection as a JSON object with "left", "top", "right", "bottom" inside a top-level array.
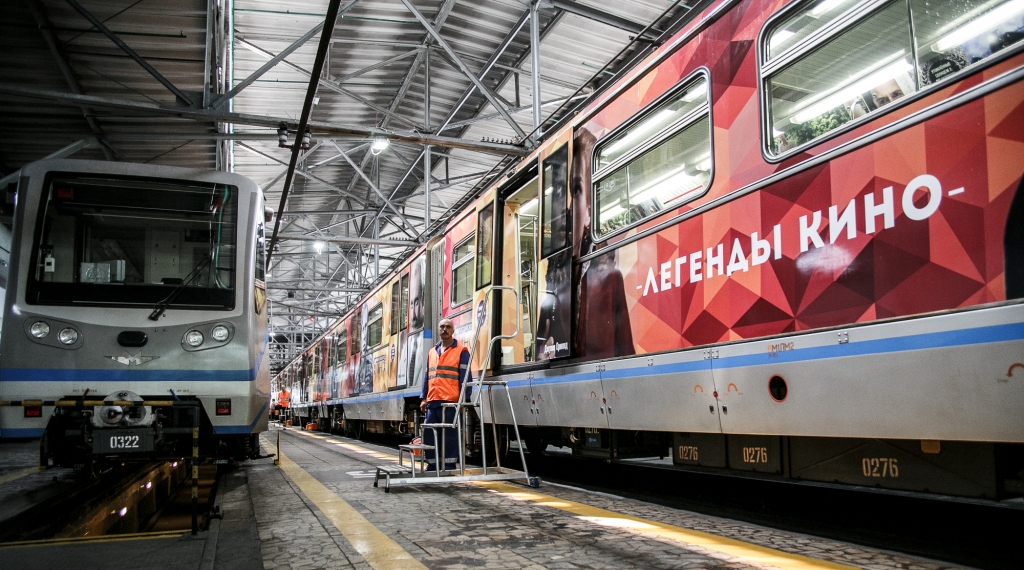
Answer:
[
  {"left": 0, "top": 84, "right": 529, "bottom": 157},
  {"left": 277, "top": 234, "right": 419, "bottom": 247},
  {"left": 544, "top": 0, "right": 661, "bottom": 39},
  {"left": 64, "top": 0, "right": 194, "bottom": 107},
  {"left": 399, "top": 0, "right": 527, "bottom": 140},
  {"left": 216, "top": 22, "right": 327, "bottom": 109}
]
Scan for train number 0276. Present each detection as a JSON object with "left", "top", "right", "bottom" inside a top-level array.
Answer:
[
  {"left": 861, "top": 457, "right": 899, "bottom": 477},
  {"left": 109, "top": 435, "right": 140, "bottom": 449},
  {"left": 742, "top": 447, "right": 769, "bottom": 463},
  {"left": 677, "top": 445, "right": 699, "bottom": 461}
]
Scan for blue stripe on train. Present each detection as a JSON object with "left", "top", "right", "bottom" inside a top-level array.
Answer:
[
  {"left": 0, "top": 428, "right": 45, "bottom": 438},
  {"left": 0, "top": 368, "right": 253, "bottom": 382}
]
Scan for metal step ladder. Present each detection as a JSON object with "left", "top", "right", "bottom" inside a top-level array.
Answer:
[{"left": 378, "top": 286, "right": 540, "bottom": 492}]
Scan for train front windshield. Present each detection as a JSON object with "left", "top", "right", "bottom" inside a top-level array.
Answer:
[{"left": 26, "top": 173, "right": 238, "bottom": 310}]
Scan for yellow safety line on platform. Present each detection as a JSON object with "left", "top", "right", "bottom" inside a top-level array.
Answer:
[
  {"left": 475, "top": 481, "right": 857, "bottom": 570},
  {"left": 286, "top": 428, "right": 400, "bottom": 463},
  {"left": 0, "top": 530, "right": 186, "bottom": 548},
  {"left": 0, "top": 467, "right": 42, "bottom": 486},
  {"left": 268, "top": 437, "right": 426, "bottom": 570}
]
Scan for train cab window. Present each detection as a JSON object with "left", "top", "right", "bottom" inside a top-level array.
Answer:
[
  {"left": 541, "top": 145, "right": 569, "bottom": 257},
  {"left": 27, "top": 174, "right": 238, "bottom": 308},
  {"left": 763, "top": 0, "right": 1024, "bottom": 156},
  {"left": 593, "top": 76, "right": 712, "bottom": 238},
  {"left": 451, "top": 234, "right": 475, "bottom": 306},
  {"left": 368, "top": 304, "right": 383, "bottom": 347},
  {"left": 476, "top": 205, "right": 494, "bottom": 289}
]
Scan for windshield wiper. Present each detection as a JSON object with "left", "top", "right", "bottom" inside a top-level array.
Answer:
[{"left": 148, "top": 255, "right": 213, "bottom": 321}]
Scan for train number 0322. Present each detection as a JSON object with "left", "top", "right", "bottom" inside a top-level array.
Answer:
[
  {"left": 861, "top": 457, "right": 899, "bottom": 477},
  {"left": 742, "top": 447, "right": 769, "bottom": 463},
  {"left": 677, "top": 446, "right": 699, "bottom": 461},
  {"left": 109, "top": 435, "right": 140, "bottom": 449}
]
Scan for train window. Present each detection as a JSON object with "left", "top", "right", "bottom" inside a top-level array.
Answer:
[
  {"left": 368, "top": 304, "right": 383, "bottom": 347},
  {"left": 476, "top": 205, "right": 494, "bottom": 289},
  {"left": 27, "top": 174, "right": 238, "bottom": 308},
  {"left": 763, "top": 0, "right": 1024, "bottom": 157},
  {"left": 400, "top": 273, "right": 410, "bottom": 329},
  {"left": 352, "top": 311, "right": 362, "bottom": 353},
  {"left": 541, "top": 145, "right": 569, "bottom": 257},
  {"left": 338, "top": 328, "right": 348, "bottom": 360},
  {"left": 255, "top": 220, "right": 265, "bottom": 282},
  {"left": 451, "top": 234, "right": 475, "bottom": 306},
  {"left": 390, "top": 281, "right": 401, "bottom": 334},
  {"left": 593, "top": 75, "right": 712, "bottom": 239}
]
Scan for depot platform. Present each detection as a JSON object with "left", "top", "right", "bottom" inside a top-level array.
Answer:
[{"left": 0, "top": 426, "right": 960, "bottom": 569}]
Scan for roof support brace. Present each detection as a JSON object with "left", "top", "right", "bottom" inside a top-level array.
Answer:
[
  {"left": 267, "top": 0, "right": 344, "bottom": 267},
  {"left": 216, "top": 23, "right": 327, "bottom": 109},
  {"left": 399, "top": 0, "right": 527, "bottom": 140},
  {"left": 277, "top": 234, "right": 419, "bottom": 248},
  {"left": 331, "top": 141, "right": 418, "bottom": 235},
  {"left": 0, "top": 84, "right": 528, "bottom": 157},
  {"left": 545, "top": 0, "right": 661, "bottom": 39},
  {"left": 64, "top": 0, "right": 194, "bottom": 107}
]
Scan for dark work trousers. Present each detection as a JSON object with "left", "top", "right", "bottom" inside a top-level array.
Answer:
[{"left": 423, "top": 402, "right": 458, "bottom": 467}]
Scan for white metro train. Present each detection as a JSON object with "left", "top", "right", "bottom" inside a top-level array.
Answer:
[{"left": 0, "top": 159, "right": 269, "bottom": 467}]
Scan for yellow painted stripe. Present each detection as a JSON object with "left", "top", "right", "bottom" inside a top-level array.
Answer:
[
  {"left": 286, "top": 429, "right": 402, "bottom": 463},
  {"left": 268, "top": 438, "right": 426, "bottom": 570},
  {"left": 475, "top": 482, "right": 857, "bottom": 570},
  {"left": 0, "top": 530, "right": 186, "bottom": 548},
  {"left": 0, "top": 467, "right": 42, "bottom": 486}
]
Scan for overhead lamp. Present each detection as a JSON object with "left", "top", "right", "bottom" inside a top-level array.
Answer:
[
  {"left": 314, "top": 241, "right": 325, "bottom": 255},
  {"left": 370, "top": 136, "right": 390, "bottom": 155}
]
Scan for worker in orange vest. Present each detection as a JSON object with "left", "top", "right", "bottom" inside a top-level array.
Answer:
[{"left": 419, "top": 317, "right": 471, "bottom": 469}]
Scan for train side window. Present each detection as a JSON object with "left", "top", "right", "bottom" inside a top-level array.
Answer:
[
  {"left": 352, "top": 311, "right": 362, "bottom": 353},
  {"left": 593, "top": 75, "right": 712, "bottom": 239},
  {"left": 368, "top": 304, "right": 384, "bottom": 347},
  {"left": 476, "top": 205, "right": 494, "bottom": 289},
  {"left": 763, "top": 0, "right": 1024, "bottom": 157},
  {"left": 255, "top": 221, "right": 265, "bottom": 281},
  {"left": 451, "top": 233, "right": 475, "bottom": 306},
  {"left": 390, "top": 281, "right": 401, "bottom": 334},
  {"left": 542, "top": 145, "right": 569, "bottom": 257},
  {"left": 338, "top": 328, "right": 348, "bottom": 360},
  {"left": 400, "top": 273, "right": 410, "bottom": 329}
]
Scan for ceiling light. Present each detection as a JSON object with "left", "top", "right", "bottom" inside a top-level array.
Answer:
[{"left": 370, "top": 137, "right": 390, "bottom": 155}]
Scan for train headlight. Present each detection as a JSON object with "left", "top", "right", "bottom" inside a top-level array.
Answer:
[
  {"left": 211, "top": 325, "right": 230, "bottom": 342},
  {"left": 100, "top": 405, "right": 124, "bottom": 425},
  {"left": 30, "top": 321, "right": 50, "bottom": 338},
  {"left": 58, "top": 328, "right": 79, "bottom": 345},
  {"left": 185, "top": 330, "right": 204, "bottom": 347}
]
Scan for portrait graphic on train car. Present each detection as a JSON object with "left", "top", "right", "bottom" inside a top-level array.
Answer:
[
  {"left": 570, "top": 129, "right": 635, "bottom": 359},
  {"left": 536, "top": 144, "right": 572, "bottom": 359},
  {"left": 404, "top": 254, "right": 427, "bottom": 387},
  {"left": 355, "top": 303, "right": 374, "bottom": 394}
]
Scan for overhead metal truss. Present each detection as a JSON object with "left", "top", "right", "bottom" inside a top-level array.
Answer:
[{"left": 0, "top": 0, "right": 691, "bottom": 372}]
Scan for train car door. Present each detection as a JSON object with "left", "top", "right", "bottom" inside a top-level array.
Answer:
[{"left": 496, "top": 163, "right": 540, "bottom": 364}]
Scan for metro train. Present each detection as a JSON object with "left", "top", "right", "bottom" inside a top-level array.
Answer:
[
  {"left": 274, "top": 0, "right": 1024, "bottom": 499},
  {"left": 0, "top": 159, "right": 270, "bottom": 468}
]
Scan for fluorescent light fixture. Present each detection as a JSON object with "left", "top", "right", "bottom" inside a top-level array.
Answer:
[
  {"left": 935, "top": 0, "right": 1024, "bottom": 51},
  {"left": 602, "top": 109, "right": 676, "bottom": 157},
  {"left": 682, "top": 81, "right": 707, "bottom": 102},
  {"left": 811, "top": 0, "right": 853, "bottom": 16},
  {"left": 791, "top": 54, "right": 911, "bottom": 124},
  {"left": 370, "top": 136, "right": 390, "bottom": 155},
  {"left": 520, "top": 198, "right": 538, "bottom": 213},
  {"left": 769, "top": 30, "right": 796, "bottom": 52},
  {"left": 600, "top": 204, "right": 625, "bottom": 220},
  {"left": 631, "top": 163, "right": 700, "bottom": 206}
]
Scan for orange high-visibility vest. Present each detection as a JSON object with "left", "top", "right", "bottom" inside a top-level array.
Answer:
[{"left": 425, "top": 343, "right": 467, "bottom": 402}]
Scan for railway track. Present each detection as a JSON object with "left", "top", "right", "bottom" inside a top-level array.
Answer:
[
  {"left": 338, "top": 430, "right": 1021, "bottom": 570},
  {"left": 0, "top": 460, "right": 213, "bottom": 543}
]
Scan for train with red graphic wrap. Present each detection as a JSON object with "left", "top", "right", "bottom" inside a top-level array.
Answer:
[{"left": 274, "top": 0, "right": 1024, "bottom": 499}]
